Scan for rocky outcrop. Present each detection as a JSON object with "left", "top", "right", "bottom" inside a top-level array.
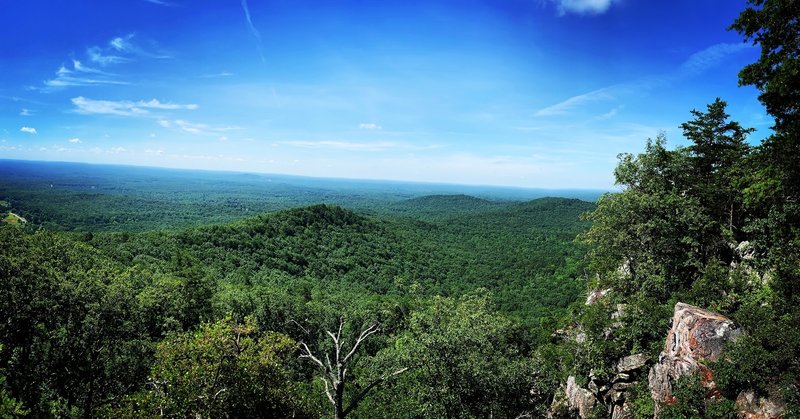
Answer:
[
  {"left": 649, "top": 302, "right": 742, "bottom": 413},
  {"left": 565, "top": 376, "right": 598, "bottom": 418},
  {"left": 736, "top": 389, "right": 785, "bottom": 419},
  {"left": 550, "top": 354, "right": 648, "bottom": 418},
  {"left": 586, "top": 288, "right": 612, "bottom": 305}
]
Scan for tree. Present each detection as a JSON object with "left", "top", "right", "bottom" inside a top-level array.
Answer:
[
  {"left": 362, "top": 293, "right": 542, "bottom": 418},
  {"left": 299, "top": 319, "right": 406, "bottom": 419},
  {"left": 680, "top": 98, "right": 753, "bottom": 240},
  {"left": 731, "top": 0, "right": 800, "bottom": 132},
  {"left": 731, "top": 0, "right": 800, "bottom": 204},
  {"left": 110, "top": 316, "right": 302, "bottom": 418}
]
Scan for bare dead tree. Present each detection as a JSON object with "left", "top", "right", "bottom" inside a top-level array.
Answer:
[{"left": 299, "top": 319, "right": 407, "bottom": 419}]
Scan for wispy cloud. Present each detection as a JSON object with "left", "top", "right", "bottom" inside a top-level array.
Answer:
[
  {"left": 142, "top": 0, "right": 176, "bottom": 6},
  {"left": 159, "top": 119, "right": 241, "bottom": 136},
  {"left": 68, "top": 138, "right": 82, "bottom": 143},
  {"left": 87, "top": 47, "right": 129, "bottom": 66},
  {"left": 201, "top": 71, "right": 235, "bottom": 78},
  {"left": 551, "top": 0, "right": 619, "bottom": 15},
  {"left": 359, "top": 123, "right": 382, "bottom": 130},
  {"left": 71, "top": 97, "right": 198, "bottom": 116},
  {"left": 241, "top": 0, "right": 266, "bottom": 63},
  {"left": 20, "top": 127, "right": 37, "bottom": 134},
  {"left": 20, "top": 108, "right": 33, "bottom": 116},
  {"left": 678, "top": 42, "right": 753, "bottom": 76},
  {"left": 596, "top": 105, "right": 623, "bottom": 120},
  {"left": 535, "top": 42, "right": 749, "bottom": 117},
  {"left": 278, "top": 140, "right": 438, "bottom": 152},
  {"left": 535, "top": 86, "right": 617, "bottom": 117},
  {"left": 43, "top": 61, "right": 129, "bottom": 89}
]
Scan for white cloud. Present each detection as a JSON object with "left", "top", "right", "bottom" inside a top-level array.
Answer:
[
  {"left": 20, "top": 126, "right": 37, "bottom": 134},
  {"left": 43, "top": 59, "right": 128, "bottom": 89},
  {"left": 68, "top": 138, "right": 82, "bottom": 143},
  {"left": 137, "top": 99, "right": 199, "bottom": 110},
  {"left": 241, "top": 0, "right": 266, "bottom": 63},
  {"left": 110, "top": 34, "right": 134, "bottom": 53},
  {"left": 535, "top": 87, "right": 616, "bottom": 117},
  {"left": 679, "top": 43, "right": 753, "bottom": 76},
  {"left": 596, "top": 105, "right": 623, "bottom": 120},
  {"left": 201, "top": 71, "right": 235, "bottom": 78},
  {"left": 20, "top": 108, "right": 32, "bottom": 116},
  {"left": 60, "top": 33, "right": 168, "bottom": 77},
  {"left": 158, "top": 119, "right": 241, "bottom": 137},
  {"left": 71, "top": 97, "right": 198, "bottom": 116},
  {"left": 110, "top": 147, "right": 127, "bottom": 153},
  {"left": 143, "top": 0, "right": 175, "bottom": 6},
  {"left": 44, "top": 59, "right": 128, "bottom": 90},
  {"left": 278, "top": 140, "right": 439, "bottom": 152},
  {"left": 552, "top": 0, "right": 619, "bottom": 15},
  {"left": 359, "top": 123, "right": 382, "bottom": 130},
  {"left": 71, "top": 59, "right": 110, "bottom": 75},
  {"left": 87, "top": 47, "right": 129, "bottom": 66}
]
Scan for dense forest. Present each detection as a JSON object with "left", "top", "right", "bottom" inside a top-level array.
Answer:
[{"left": 1, "top": 0, "right": 799, "bottom": 417}]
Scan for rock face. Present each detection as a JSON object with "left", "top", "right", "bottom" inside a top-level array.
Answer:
[
  {"left": 736, "top": 389, "right": 786, "bottom": 419},
  {"left": 649, "top": 302, "right": 742, "bottom": 412},
  {"left": 564, "top": 376, "right": 598, "bottom": 418},
  {"left": 586, "top": 288, "right": 612, "bottom": 305}
]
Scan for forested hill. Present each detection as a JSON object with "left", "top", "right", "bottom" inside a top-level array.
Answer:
[
  {"left": 0, "top": 159, "right": 604, "bottom": 232},
  {"left": 0, "top": 196, "right": 594, "bottom": 417}
]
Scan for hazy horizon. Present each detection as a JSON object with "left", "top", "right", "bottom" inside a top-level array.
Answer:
[{"left": 1, "top": 0, "right": 768, "bottom": 189}]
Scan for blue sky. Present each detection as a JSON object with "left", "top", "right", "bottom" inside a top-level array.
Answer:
[{"left": 0, "top": 0, "right": 767, "bottom": 189}]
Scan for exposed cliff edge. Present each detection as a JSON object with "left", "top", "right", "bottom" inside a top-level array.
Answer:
[
  {"left": 648, "top": 302, "right": 785, "bottom": 418},
  {"left": 648, "top": 302, "right": 742, "bottom": 411}
]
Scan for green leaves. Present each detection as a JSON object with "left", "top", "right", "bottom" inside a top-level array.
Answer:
[{"left": 111, "top": 316, "right": 302, "bottom": 418}]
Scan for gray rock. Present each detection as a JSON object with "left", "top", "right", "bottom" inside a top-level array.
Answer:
[
  {"left": 586, "top": 288, "right": 612, "bottom": 305},
  {"left": 617, "top": 353, "right": 648, "bottom": 373},
  {"left": 612, "top": 400, "right": 633, "bottom": 419},
  {"left": 565, "top": 376, "right": 598, "bottom": 419},
  {"left": 736, "top": 389, "right": 785, "bottom": 419}
]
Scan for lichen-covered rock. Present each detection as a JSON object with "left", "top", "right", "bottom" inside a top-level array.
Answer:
[
  {"left": 565, "top": 375, "right": 598, "bottom": 418},
  {"left": 736, "top": 389, "right": 785, "bottom": 419},
  {"left": 649, "top": 302, "right": 742, "bottom": 413},
  {"left": 612, "top": 399, "right": 633, "bottom": 419},
  {"left": 617, "top": 353, "right": 647, "bottom": 373},
  {"left": 586, "top": 288, "right": 612, "bottom": 305}
]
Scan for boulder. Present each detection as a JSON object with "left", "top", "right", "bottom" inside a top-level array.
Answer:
[
  {"left": 565, "top": 375, "right": 598, "bottom": 418},
  {"left": 612, "top": 399, "right": 633, "bottom": 419},
  {"left": 736, "top": 389, "right": 785, "bottom": 419},
  {"left": 649, "top": 302, "right": 742, "bottom": 412},
  {"left": 617, "top": 353, "right": 648, "bottom": 373},
  {"left": 586, "top": 288, "right": 612, "bottom": 305}
]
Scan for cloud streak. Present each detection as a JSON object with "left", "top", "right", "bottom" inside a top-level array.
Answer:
[
  {"left": 71, "top": 97, "right": 198, "bottom": 116},
  {"left": 43, "top": 61, "right": 129, "bottom": 89},
  {"left": 241, "top": 0, "right": 266, "bottom": 63},
  {"left": 278, "top": 140, "right": 439, "bottom": 152},
  {"left": 551, "top": 0, "right": 619, "bottom": 15},
  {"left": 535, "top": 42, "right": 750, "bottom": 117},
  {"left": 159, "top": 119, "right": 241, "bottom": 136},
  {"left": 678, "top": 42, "right": 753, "bottom": 76},
  {"left": 20, "top": 127, "right": 37, "bottom": 134}
]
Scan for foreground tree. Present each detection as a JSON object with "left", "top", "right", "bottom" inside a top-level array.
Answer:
[
  {"left": 108, "top": 316, "right": 302, "bottom": 418},
  {"left": 362, "top": 293, "right": 543, "bottom": 418},
  {"left": 299, "top": 319, "right": 406, "bottom": 419}
]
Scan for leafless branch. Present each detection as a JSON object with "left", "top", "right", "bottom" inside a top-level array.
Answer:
[{"left": 343, "top": 323, "right": 379, "bottom": 364}]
